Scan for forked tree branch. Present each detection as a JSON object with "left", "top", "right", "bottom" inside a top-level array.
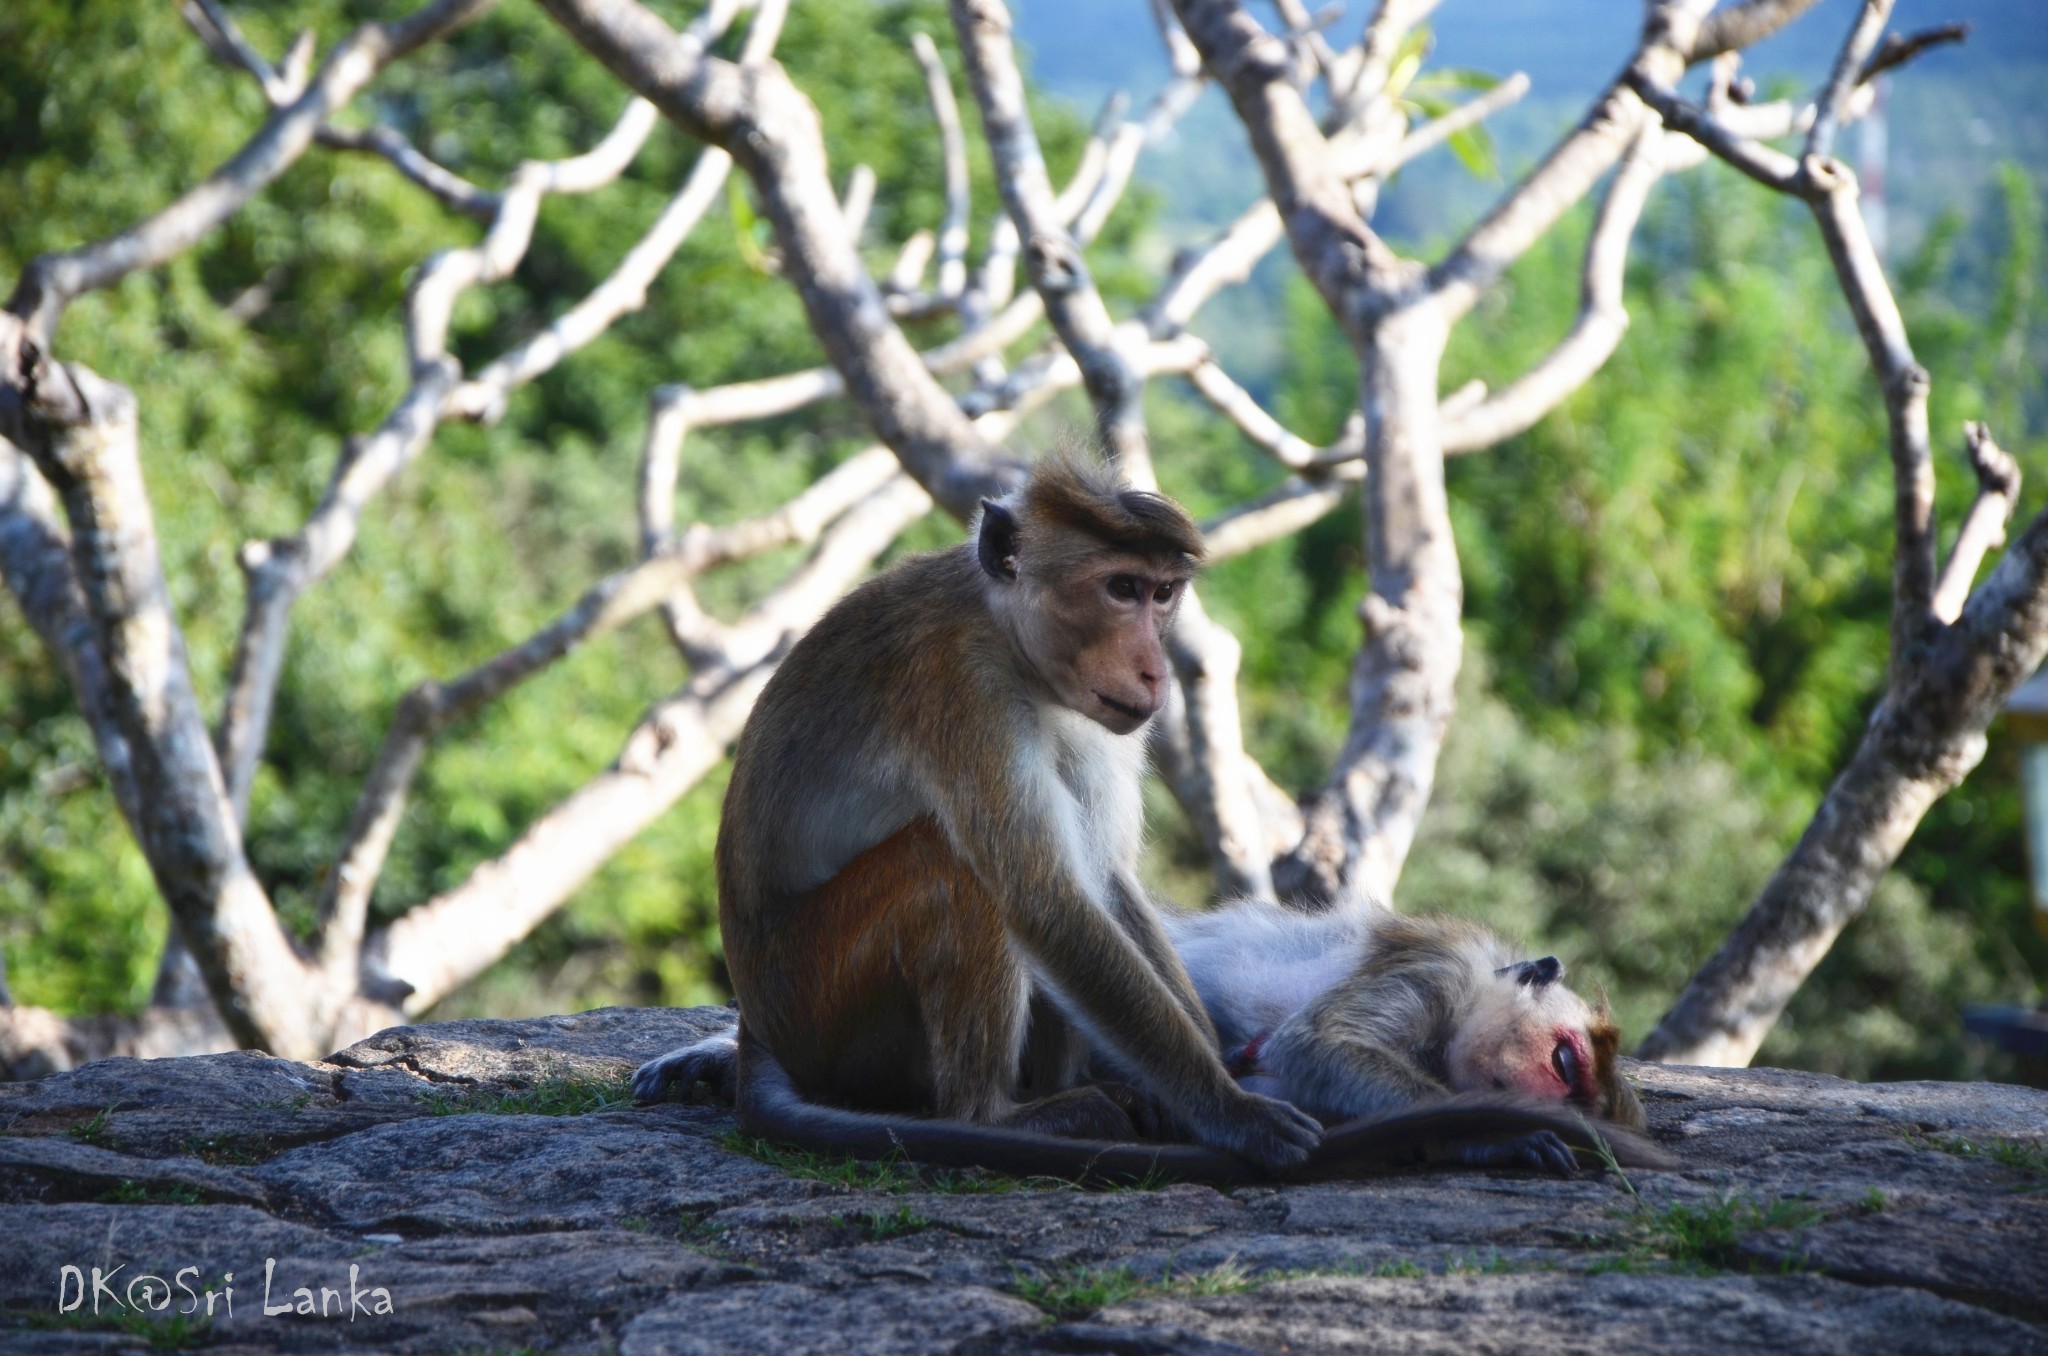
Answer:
[
  {"left": 1439, "top": 123, "right": 1669, "bottom": 455},
  {"left": 321, "top": 443, "right": 917, "bottom": 987},
  {"left": 952, "top": 0, "right": 1150, "bottom": 468},
  {"left": 449, "top": 143, "right": 735, "bottom": 422},
  {"left": 372, "top": 467, "right": 938, "bottom": 1011},
  {"left": 1636, "top": 5, "right": 2041, "bottom": 1066},
  {"left": 218, "top": 90, "right": 679, "bottom": 823},
  {"left": 1807, "top": 0, "right": 1892, "bottom": 162},
  {"left": 910, "top": 32, "right": 974, "bottom": 302},
  {"left": 181, "top": 0, "right": 501, "bottom": 220},
  {"left": 1628, "top": 61, "right": 1936, "bottom": 658},
  {"left": 1172, "top": 0, "right": 1830, "bottom": 911},
  {"left": 1861, "top": 23, "right": 1968, "bottom": 83},
  {"left": 534, "top": 0, "right": 1019, "bottom": 519},
  {"left": 1932, "top": 423, "right": 2020, "bottom": 624}
]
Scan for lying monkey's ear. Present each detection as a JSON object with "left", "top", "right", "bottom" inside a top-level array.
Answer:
[
  {"left": 978, "top": 498, "right": 1019, "bottom": 581},
  {"left": 1496, "top": 956, "right": 1564, "bottom": 988}
]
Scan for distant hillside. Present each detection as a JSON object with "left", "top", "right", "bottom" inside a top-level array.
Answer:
[{"left": 1010, "top": 0, "right": 2047, "bottom": 389}]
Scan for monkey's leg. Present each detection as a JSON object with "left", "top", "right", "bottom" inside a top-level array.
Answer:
[
  {"left": 755, "top": 818, "right": 1137, "bottom": 1143},
  {"left": 1012, "top": 995, "right": 1144, "bottom": 1140},
  {"left": 805, "top": 817, "right": 1021, "bottom": 1122},
  {"left": 873, "top": 821, "right": 1136, "bottom": 1141},
  {"left": 1019, "top": 991, "right": 1090, "bottom": 1096},
  {"left": 1000, "top": 1085, "right": 1139, "bottom": 1141}
]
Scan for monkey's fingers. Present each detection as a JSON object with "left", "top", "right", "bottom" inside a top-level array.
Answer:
[
  {"left": 1225, "top": 1091, "right": 1325, "bottom": 1172},
  {"left": 631, "top": 1059, "right": 679, "bottom": 1104},
  {"left": 633, "top": 1033, "right": 740, "bottom": 1105}
]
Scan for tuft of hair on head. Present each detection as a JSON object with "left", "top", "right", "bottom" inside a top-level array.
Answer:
[
  {"left": 1019, "top": 449, "right": 1208, "bottom": 569},
  {"left": 1587, "top": 1009, "right": 1645, "bottom": 1129}
]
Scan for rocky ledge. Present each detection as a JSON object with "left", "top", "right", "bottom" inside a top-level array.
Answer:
[{"left": 0, "top": 1005, "right": 2043, "bottom": 1354}]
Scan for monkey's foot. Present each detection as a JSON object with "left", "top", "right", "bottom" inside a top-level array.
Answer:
[
  {"left": 633, "top": 1032, "right": 739, "bottom": 1105},
  {"left": 1003, "top": 1086, "right": 1138, "bottom": 1142},
  {"left": 1444, "top": 1130, "right": 1578, "bottom": 1177},
  {"left": 1092, "top": 1081, "right": 1183, "bottom": 1142}
]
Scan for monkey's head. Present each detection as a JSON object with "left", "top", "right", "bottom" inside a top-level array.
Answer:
[
  {"left": 1448, "top": 956, "right": 1647, "bottom": 1130},
  {"left": 978, "top": 455, "right": 1206, "bottom": 735}
]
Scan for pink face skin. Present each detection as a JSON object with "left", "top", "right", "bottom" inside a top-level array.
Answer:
[
  {"left": 1446, "top": 992, "right": 1600, "bottom": 1107},
  {"left": 1080, "top": 566, "right": 1185, "bottom": 733},
  {"left": 1491, "top": 1025, "right": 1595, "bottom": 1104}
]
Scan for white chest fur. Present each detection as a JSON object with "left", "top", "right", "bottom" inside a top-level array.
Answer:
[{"left": 1023, "top": 703, "right": 1148, "bottom": 904}]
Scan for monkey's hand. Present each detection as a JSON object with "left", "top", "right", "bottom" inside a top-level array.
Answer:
[
  {"left": 632, "top": 1032, "right": 739, "bottom": 1105},
  {"left": 1210, "top": 1088, "right": 1325, "bottom": 1173},
  {"left": 1442, "top": 1130, "right": 1578, "bottom": 1177}
]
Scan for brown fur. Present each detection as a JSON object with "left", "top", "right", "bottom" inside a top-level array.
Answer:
[
  {"left": 1588, "top": 1013, "right": 1643, "bottom": 1129},
  {"left": 1016, "top": 453, "right": 1207, "bottom": 568}
]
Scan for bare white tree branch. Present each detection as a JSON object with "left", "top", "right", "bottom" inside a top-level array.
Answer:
[
  {"left": 1439, "top": 124, "right": 1669, "bottom": 455},
  {"left": 910, "top": 32, "right": 973, "bottom": 302},
  {"left": 8, "top": 0, "right": 499, "bottom": 344},
  {"left": 1932, "top": 422, "right": 2020, "bottom": 624}
]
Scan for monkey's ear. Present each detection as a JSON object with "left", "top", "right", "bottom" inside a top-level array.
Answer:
[
  {"left": 978, "top": 498, "right": 1019, "bottom": 581},
  {"left": 1496, "top": 956, "right": 1564, "bottom": 988}
]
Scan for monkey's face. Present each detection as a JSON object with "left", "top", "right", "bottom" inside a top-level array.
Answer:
[
  {"left": 1447, "top": 958, "right": 1606, "bottom": 1110},
  {"left": 988, "top": 542, "right": 1189, "bottom": 735},
  {"left": 1020, "top": 559, "right": 1187, "bottom": 734},
  {"left": 977, "top": 484, "right": 1200, "bottom": 736}
]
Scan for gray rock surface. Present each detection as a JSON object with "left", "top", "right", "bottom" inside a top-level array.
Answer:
[{"left": 0, "top": 1004, "right": 2041, "bottom": 1353}]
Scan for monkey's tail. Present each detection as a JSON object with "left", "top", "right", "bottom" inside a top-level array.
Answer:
[
  {"left": 733, "top": 1034, "right": 1260, "bottom": 1187},
  {"left": 732, "top": 1037, "right": 1678, "bottom": 1185}
]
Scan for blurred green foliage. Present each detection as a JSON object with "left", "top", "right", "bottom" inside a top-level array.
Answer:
[
  {"left": 2, "top": 2, "right": 2044, "bottom": 1083},
  {"left": 0, "top": 0, "right": 1111, "bottom": 1016},
  {"left": 1266, "top": 161, "right": 2048, "bottom": 1080}
]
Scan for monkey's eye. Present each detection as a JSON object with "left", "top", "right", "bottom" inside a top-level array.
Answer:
[
  {"left": 1153, "top": 581, "right": 1178, "bottom": 605},
  {"left": 1552, "top": 1037, "right": 1580, "bottom": 1091},
  {"left": 1107, "top": 575, "right": 1141, "bottom": 601}
]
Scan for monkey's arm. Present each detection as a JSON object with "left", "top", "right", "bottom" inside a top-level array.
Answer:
[
  {"left": 1105, "top": 873, "right": 1216, "bottom": 1044},
  {"left": 948, "top": 788, "right": 1320, "bottom": 1171},
  {"left": 1307, "top": 1094, "right": 1679, "bottom": 1177},
  {"left": 1258, "top": 981, "right": 1451, "bottom": 1124},
  {"left": 1261, "top": 981, "right": 1641, "bottom": 1178}
]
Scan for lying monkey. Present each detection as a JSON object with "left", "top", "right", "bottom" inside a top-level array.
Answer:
[{"left": 1163, "top": 901, "right": 1646, "bottom": 1174}]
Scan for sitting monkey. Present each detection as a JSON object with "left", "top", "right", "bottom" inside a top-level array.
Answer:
[{"left": 658, "top": 454, "right": 1322, "bottom": 1175}]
